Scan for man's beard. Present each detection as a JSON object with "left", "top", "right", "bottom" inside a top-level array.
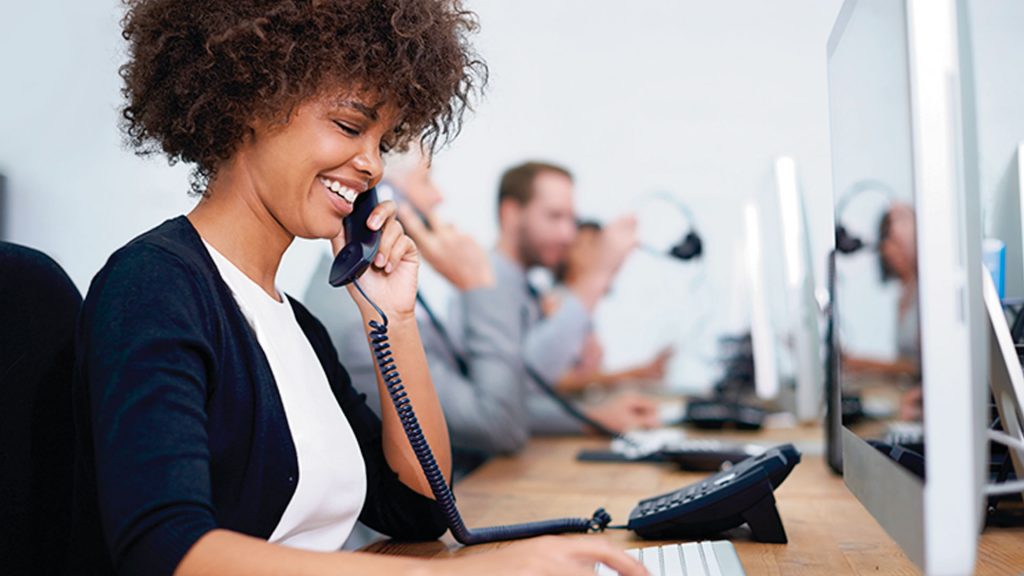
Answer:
[{"left": 516, "top": 221, "right": 548, "bottom": 270}]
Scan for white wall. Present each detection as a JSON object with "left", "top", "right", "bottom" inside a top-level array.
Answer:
[
  {"left": 0, "top": 2, "right": 196, "bottom": 291},
  {"left": 0, "top": 1, "right": 845, "bottom": 391}
]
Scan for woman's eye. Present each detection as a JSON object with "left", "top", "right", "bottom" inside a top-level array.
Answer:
[{"left": 333, "top": 121, "right": 360, "bottom": 136}]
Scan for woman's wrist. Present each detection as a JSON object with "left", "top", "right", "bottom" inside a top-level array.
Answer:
[
  {"left": 358, "top": 305, "right": 416, "bottom": 325},
  {"left": 353, "top": 295, "right": 417, "bottom": 324}
]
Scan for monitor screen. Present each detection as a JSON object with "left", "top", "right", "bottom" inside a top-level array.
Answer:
[{"left": 831, "top": 0, "right": 923, "bottom": 477}]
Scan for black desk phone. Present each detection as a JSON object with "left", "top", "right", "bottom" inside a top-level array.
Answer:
[
  {"left": 331, "top": 190, "right": 801, "bottom": 545},
  {"left": 626, "top": 444, "right": 800, "bottom": 543}
]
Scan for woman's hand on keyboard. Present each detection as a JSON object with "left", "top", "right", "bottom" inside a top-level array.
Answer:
[{"left": 420, "top": 535, "right": 647, "bottom": 576}]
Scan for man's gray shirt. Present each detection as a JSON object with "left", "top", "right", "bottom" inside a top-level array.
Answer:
[{"left": 490, "top": 251, "right": 592, "bottom": 435}]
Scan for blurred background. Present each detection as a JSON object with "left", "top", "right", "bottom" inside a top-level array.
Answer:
[{"left": 1, "top": 0, "right": 1022, "bottom": 393}]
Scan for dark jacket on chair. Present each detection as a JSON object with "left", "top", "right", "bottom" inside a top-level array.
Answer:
[{"left": 0, "top": 242, "right": 82, "bottom": 576}]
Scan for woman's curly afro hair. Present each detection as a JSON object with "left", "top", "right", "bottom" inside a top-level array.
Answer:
[{"left": 120, "top": 0, "right": 486, "bottom": 193}]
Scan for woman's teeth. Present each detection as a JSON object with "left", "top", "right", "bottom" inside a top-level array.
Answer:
[{"left": 320, "top": 177, "right": 357, "bottom": 204}]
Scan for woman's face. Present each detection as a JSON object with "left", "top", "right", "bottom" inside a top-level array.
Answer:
[
  {"left": 567, "top": 227, "right": 601, "bottom": 274},
  {"left": 556, "top": 226, "right": 600, "bottom": 284},
  {"left": 240, "top": 91, "right": 400, "bottom": 241},
  {"left": 880, "top": 205, "right": 917, "bottom": 282}
]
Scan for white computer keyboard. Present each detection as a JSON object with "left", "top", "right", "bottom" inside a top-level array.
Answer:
[
  {"left": 595, "top": 540, "right": 746, "bottom": 576},
  {"left": 612, "top": 428, "right": 691, "bottom": 458},
  {"left": 611, "top": 428, "right": 765, "bottom": 463}
]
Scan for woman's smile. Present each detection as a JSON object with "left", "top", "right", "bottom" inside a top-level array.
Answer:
[
  {"left": 318, "top": 176, "right": 361, "bottom": 204},
  {"left": 318, "top": 174, "right": 368, "bottom": 217}
]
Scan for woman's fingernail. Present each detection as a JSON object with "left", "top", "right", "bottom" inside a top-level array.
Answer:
[
  {"left": 375, "top": 253, "right": 386, "bottom": 267},
  {"left": 369, "top": 215, "right": 383, "bottom": 229},
  {"left": 385, "top": 262, "right": 394, "bottom": 274}
]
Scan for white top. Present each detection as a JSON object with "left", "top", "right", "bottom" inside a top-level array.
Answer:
[{"left": 203, "top": 241, "right": 367, "bottom": 551}]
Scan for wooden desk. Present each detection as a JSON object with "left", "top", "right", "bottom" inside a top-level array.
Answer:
[{"left": 368, "top": 430, "right": 1024, "bottom": 575}]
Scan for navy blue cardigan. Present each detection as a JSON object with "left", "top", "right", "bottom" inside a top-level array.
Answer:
[{"left": 68, "top": 217, "right": 446, "bottom": 575}]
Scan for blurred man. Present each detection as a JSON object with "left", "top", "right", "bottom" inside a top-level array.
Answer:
[{"left": 491, "top": 161, "right": 659, "bottom": 434}]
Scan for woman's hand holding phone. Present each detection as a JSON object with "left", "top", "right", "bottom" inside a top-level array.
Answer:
[{"left": 331, "top": 199, "right": 420, "bottom": 321}]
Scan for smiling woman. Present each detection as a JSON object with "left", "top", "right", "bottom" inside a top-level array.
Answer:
[{"left": 66, "top": 2, "right": 645, "bottom": 576}]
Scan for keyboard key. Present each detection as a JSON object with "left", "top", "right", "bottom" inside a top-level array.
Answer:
[
  {"left": 682, "top": 541, "right": 705, "bottom": 574},
  {"left": 714, "top": 472, "right": 737, "bottom": 486},
  {"left": 712, "top": 540, "right": 746, "bottom": 575},
  {"left": 639, "top": 546, "right": 662, "bottom": 574},
  {"left": 701, "top": 541, "right": 723, "bottom": 576},
  {"left": 661, "top": 543, "right": 685, "bottom": 574}
]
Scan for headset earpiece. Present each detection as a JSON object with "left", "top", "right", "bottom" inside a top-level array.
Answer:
[{"left": 670, "top": 231, "right": 704, "bottom": 261}]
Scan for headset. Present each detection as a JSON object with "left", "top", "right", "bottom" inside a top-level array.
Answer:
[
  {"left": 635, "top": 191, "right": 704, "bottom": 261},
  {"left": 833, "top": 179, "right": 898, "bottom": 255}
]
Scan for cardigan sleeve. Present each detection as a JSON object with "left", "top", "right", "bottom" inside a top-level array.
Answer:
[
  {"left": 79, "top": 243, "right": 219, "bottom": 575},
  {"left": 289, "top": 298, "right": 449, "bottom": 541}
]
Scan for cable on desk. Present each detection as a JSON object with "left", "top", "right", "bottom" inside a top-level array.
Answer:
[{"left": 525, "top": 364, "right": 623, "bottom": 438}]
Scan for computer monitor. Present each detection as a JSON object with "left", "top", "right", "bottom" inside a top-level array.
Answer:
[
  {"left": 1007, "top": 142, "right": 1024, "bottom": 300},
  {"left": 765, "top": 157, "right": 824, "bottom": 422},
  {"left": 743, "top": 201, "right": 781, "bottom": 402},
  {"left": 829, "top": 0, "right": 987, "bottom": 573},
  {"left": 988, "top": 143, "right": 1024, "bottom": 301},
  {"left": 1018, "top": 142, "right": 1024, "bottom": 298}
]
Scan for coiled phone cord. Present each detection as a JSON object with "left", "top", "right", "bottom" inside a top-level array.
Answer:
[{"left": 353, "top": 280, "right": 612, "bottom": 544}]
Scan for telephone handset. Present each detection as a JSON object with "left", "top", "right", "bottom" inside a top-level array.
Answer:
[
  {"left": 329, "top": 187, "right": 382, "bottom": 288},
  {"left": 329, "top": 190, "right": 610, "bottom": 545}
]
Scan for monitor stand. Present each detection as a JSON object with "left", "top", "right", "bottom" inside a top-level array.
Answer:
[{"left": 982, "top": 266, "right": 1024, "bottom": 501}]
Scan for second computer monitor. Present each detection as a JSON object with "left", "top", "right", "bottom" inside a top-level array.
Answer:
[
  {"left": 768, "top": 157, "right": 824, "bottom": 422},
  {"left": 829, "top": 0, "right": 987, "bottom": 573}
]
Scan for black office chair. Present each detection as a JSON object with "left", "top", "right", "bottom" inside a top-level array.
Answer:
[{"left": 0, "top": 242, "right": 82, "bottom": 575}]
